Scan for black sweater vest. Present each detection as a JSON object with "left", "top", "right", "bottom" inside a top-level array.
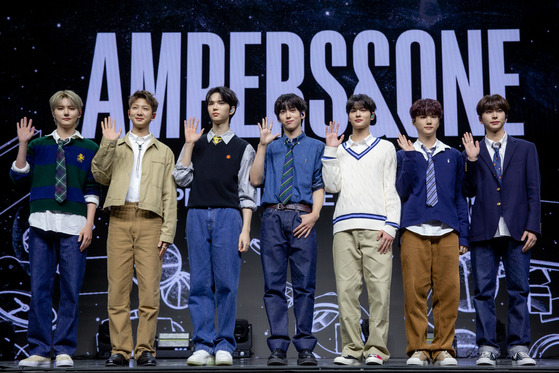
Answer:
[{"left": 188, "top": 135, "right": 248, "bottom": 210}]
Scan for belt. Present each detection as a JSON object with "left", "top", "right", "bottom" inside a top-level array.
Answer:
[{"left": 266, "top": 203, "right": 312, "bottom": 213}]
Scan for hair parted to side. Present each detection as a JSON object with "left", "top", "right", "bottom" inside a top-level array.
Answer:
[
  {"left": 128, "top": 90, "right": 159, "bottom": 112},
  {"left": 274, "top": 93, "right": 307, "bottom": 119},
  {"left": 49, "top": 90, "right": 83, "bottom": 113},
  {"left": 476, "top": 94, "right": 510, "bottom": 116},
  {"left": 205, "top": 86, "right": 239, "bottom": 118},
  {"left": 346, "top": 94, "right": 377, "bottom": 114},
  {"left": 409, "top": 98, "right": 443, "bottom": 120},
  {"left": 49, "top": 90, "right": 84, "bottom": 126}
]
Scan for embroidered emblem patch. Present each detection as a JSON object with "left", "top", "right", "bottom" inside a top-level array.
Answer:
[
  {"left": 226, "top": 154, "right": 231, "bottom": 159},
  {"left": 77, "top": 153, "right": 85, "bottom": 163}
]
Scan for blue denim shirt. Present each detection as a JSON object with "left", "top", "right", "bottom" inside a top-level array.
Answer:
[{"left": 261, "top": 133, "right": 325, "bottom": 206}]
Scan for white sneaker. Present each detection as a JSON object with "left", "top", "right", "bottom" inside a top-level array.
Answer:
[
  {"left": 55, "top": 354, "right": 74, "bottom": 367},
  {"left": 434, "top": 351, "right": 457, "bottom": 366},
  {"left": 187, "top": 350, "right": 215, "bottom": 366},
  {"left": 19, "top": 355, "right": 51, "bottom": 367},
  {"left": 512, "top": 351, "right": 536, "bottom": 366},
  {"left": 407, "top": 350, "right": 430, "bottom": 366},
  {"left": 476, "top": 350, "right": 497, "bottom": 366},
  {"left": 333, "top": 355, "right": 361, "bottom": 366},
  {"left": 365, "top": 353, "right": 383, "bottom": 365},
  {"left": 215, "top": 350, "right": 233, "bottom": 366}
]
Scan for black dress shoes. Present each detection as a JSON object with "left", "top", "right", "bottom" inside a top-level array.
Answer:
[
  {"left": 297, "top": 349, "right": 317, "bottom": 366},
  {"left": 267, "top": 348, "right": 287, "bottom": 365},
  {"left": 105, "top": 353, "right": 128, "bottom": 367},
  {"left": 136, "top": 351, "right": 157, "bottom": 366}
]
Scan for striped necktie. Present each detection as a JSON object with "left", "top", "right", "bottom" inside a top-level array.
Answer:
[
  {"left": 422, "top": 145, "right": 438, "bottom": 207},
  {"left": 55, "top": 138, "right": 71, "bottom": 203},
  {"left": 492, "top": 142, "right": 502, "bottom": 184},
  {"left": 279, "top": 139, "right": 295, "bottom": 205}
]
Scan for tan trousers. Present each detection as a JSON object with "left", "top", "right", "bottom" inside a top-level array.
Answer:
[
  {"left": 333, "top": 229, "right": 392, "bottom": 361},
  {"left": 400, "top": 230, "right": 459, "bottom": 360},
  {"left": 107, "top": 203, "right": 163, "bottom": 359}
]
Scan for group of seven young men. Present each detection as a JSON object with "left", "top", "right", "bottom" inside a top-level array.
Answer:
[{"left": 12, "top": 87, "right": 540, "bottom": 368}]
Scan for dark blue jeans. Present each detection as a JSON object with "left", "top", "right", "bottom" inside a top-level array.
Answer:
[
  {"left": 27, "top": 227, "right": 87, "bottom": 357},
  {"left": 186, "top": 208, "right": 242, "bottom": 354},
  {"left": 260, "top": 208, "right": 318, "bottom": 352},
  {"left": 471, "top": 237, "right": 531, "bottom": 355}
]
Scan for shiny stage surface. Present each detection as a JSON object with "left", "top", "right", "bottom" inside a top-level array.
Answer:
[{"left": 1, "top": 358, "right": 559, "bottom": 372}]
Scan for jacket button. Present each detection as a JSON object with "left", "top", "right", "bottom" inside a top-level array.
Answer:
[
  {"left": 497, "top": 202, "right": 501, "bottom": 206},
  {"left": 497, "top": 187, "right": 501, "bottom": 191}
]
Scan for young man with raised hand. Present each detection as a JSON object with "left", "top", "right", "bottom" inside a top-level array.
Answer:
[
  {"left": 250, "top": 93, "right": 324, "bottom": 366},
  {"left": 11, "top": 90, "right": 101, "bottom": 368},
  {"left": 172, "top": 86, "right": 256, "bottom": 367},
  {"left": 91, "top": 90, "right": 177, "bottom": 367},
  {"left": 462, "top": 94, "right": 540, "bottom": 367},
  {"left": 322, "top": 94, "right": 400, "bottom": 366},
  {"left": 396, "top": 98, "right": 469, "bottom": 367}
]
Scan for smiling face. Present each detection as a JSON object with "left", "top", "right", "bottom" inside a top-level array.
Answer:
[
  {"left": 413, "top": 114, "right": 440, "bottom": 138},
  {"left": 128, "top": 98, "right": 155, "bottom": 132},
  {"left": 480, "top": 108, "right": 506, "bottom": 136},
  {"left": 53, "top": 97, "right": 81, "bottom": 130},
  {"left": 348, "top": 104, "right": 373, "bottom": 131},
  {"left": 278, "top": 106, "right": 304, "bottom": 135},
  {"left": 207, "top": 92, "right": 234, "bottom": 126}
]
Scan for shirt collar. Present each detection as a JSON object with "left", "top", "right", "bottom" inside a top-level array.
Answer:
[
  {"left": 347, "top": 133, "right": 374, "bottom": 148},
  {"left": 207, "top": 129, "right": 234, "bottom": 144},
  {"left": 485, "top": 132, "right": 507, "bottom": 148},
  {"left": 281, "top": 132, "right": 306, "bottom": 146},
  {"left": 48, "top": 129, "right": 83, "bottom": 142},
  {"left": 128, "top": 131, "right": 153, "bottom": 145},
  {"left": 413, "top": 139, "right": 449, "bottom": 155}
]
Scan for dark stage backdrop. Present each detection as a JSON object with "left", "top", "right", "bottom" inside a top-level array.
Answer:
[{"left": 1, "top": 0, "right": 558, "bottom": 360}]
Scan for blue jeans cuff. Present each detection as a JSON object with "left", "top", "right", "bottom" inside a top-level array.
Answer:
[
  {"left": 508, "top": 345, "right": 529, "bottom": 357},
  {"left": 479, "top": 345, "right": 500, "bottom": 357}
]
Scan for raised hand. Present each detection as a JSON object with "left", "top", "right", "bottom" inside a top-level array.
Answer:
[
  {"left": 184, "top": 116, "right": 204, "bottom": 145},
  {"left": 325, "top": 121, "right": 344, "bottom": 147},
  {"left": 397, "top": 134, "right": 415, "bottom": 151},
  {"left": 17, "top": 117, "right": 35, "bottom": 144},
  {"left": 462, "top": 132, "right": 480, "bottom": 161},
  {"left": 257, "top": 117, "right": 280, "bottom": 146},
  {"left": 101, "top": 116, "right": 122, "bottom": 140}
]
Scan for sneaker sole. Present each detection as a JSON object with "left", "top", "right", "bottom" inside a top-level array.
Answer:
[
  {"left": 19, "top": 362, "right": 50, "bottom": 368},
  {"left": 334, "top": 361, "right": 361, "bottom": 366},
  {"left": 187, "top": 361, "right": 215, "bottom": 366},
  {"left": 215, "top": 360, "right": 233, "bottom": 366}
]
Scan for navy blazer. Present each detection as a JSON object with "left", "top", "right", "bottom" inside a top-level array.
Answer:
[{"left": 462, "top": 136, "right": 541, "bottom": 243}]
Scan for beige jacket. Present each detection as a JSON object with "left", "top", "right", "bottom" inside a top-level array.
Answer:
[{"left": 92, "top": 134, "right": 177, "bottom": 244}]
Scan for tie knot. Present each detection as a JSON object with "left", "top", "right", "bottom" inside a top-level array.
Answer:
[
  {"left": 492, "top": 142, "right": 501, "bottom": 150},
  {"left": 212, "top": 135, "right": 222, "bottom": 145}
]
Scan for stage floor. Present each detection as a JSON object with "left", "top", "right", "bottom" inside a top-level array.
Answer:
[{"left": 1, "top": 358, "right": 559, "bottom": 372}]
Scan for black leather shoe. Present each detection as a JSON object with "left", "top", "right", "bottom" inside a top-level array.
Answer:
[
  {"left": 267, "top": 349, "right": 287, "bottom": 366},
  {"left": 136, "top": 351, "right": 157, "bottom": 366},
  {"left": 105, "top": 353, "right": 128, "bottom": 367},
  {"left": 297, "top": 349, "right": 317, "bottom": 366}
]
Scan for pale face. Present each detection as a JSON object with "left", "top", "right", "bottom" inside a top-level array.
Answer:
[
  {"left": 413, "top": 114, "right": 440, "bottom": 137},
  {"left": 348, "top": 105, "right": 373, "bottom": 130},
  {"left": 278, "top": 106, "right": 303, "bottom": 133},
  {"left": 207, "top": 92, "right": 234, "bottom": 125},
  {"left": 480, "top": 108, "right": 506, "bottom": 135},
  {"left": 53, "top": 97, "right": 81, "bottom": 129},
  {"left": 128, "top": 98, "right": 155, "bottom": 131}
]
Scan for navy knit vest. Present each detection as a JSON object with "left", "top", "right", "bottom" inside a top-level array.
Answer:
[{"left": 188, "top": 135, "right": 248, "bottom": 210}]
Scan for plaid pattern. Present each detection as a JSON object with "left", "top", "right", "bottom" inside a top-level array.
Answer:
[
  {"left": 54, "top": 138, "right": 70, "bottom": 203},
  {"left": 422, "top": 145, "right": 438, "bottom": 207},
  {"left": 279, "top": 140, "right": 295, "bottom": 205}
]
